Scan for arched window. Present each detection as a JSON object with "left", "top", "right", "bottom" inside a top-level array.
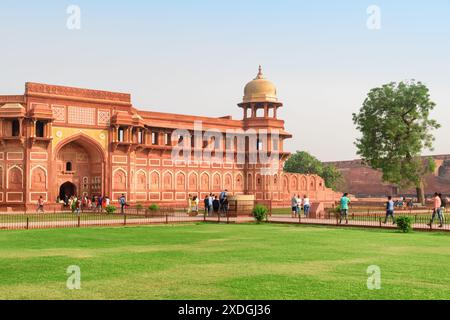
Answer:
[
  {"left": 36, "top": 121, "right": 45, "bottom": 138},
  {"left": 66, "top": 162, "right": 73, "bottom": 171}
]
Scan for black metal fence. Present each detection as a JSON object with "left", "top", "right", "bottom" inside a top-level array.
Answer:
[
  {"left": 267, "top": 209, "right": 449, "bottom": 232},
  {"left": 1, "top": 204, "right": 448, "bottom": 232}
]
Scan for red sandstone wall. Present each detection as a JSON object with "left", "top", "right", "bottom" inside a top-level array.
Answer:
[
  {"left": 327, "top": 157, "right": 450, "bottom": 197},
  {"left": 0, "top": 82, "right": 340, "bottom": 211}
]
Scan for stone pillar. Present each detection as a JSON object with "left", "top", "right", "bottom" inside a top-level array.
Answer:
[
  {"left": 158, "top": 131, "right": 164, "bottom": 145},
  {"left": 126, "top": 127, "right": 131, "bottom": 143},
  {"left": 30, "top": 120, "right": 36, "bottom": 138},
  {"left": 114, "top": 126, "right": 118, "bottom": 143},
  {"left": 144, "top": 128, "right": 150, "bottom": 145},
  {"left": 47, "top": 121, "right": 52, "bottom": 138},
  {"left": 19, "top": 118, "right": 23, "bottom": 137}
]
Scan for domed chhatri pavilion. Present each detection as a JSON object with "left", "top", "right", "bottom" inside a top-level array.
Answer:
[{"left": 0, "top": 67, "right": 340, "bottom": 211}]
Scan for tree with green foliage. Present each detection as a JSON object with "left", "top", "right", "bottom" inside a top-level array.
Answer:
[
  {"left": 352, "top": 81, "right": 440, "bottom": 204},
  {"left": 283, "top": 151, "right": 344, "bottom": 191},
  {"left": 321, "top": 165, "right": 345, "bottom": 191}
]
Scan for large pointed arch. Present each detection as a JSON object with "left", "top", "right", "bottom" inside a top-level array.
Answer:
[
  {"left": 53, "top": 132, "right": 107, "bottom": 162},
  {"left": 53, "top": 132, "right": 107, "bottom": 200}
]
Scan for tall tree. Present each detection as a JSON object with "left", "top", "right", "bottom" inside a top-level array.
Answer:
[
  {"left": 352, "top": 81, "right": 440, "bottom": 204},
  {"left": 284, "top": 151, "right": 344, "bottom": 191}
]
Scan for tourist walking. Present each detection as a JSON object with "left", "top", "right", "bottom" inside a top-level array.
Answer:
[
  {"left": 219, "top": 189, "right": 228, "bottom": 211},
  {"left": 383, "top": 196, "right": 396, "bottom": 225},
  {"left": 212, "top": 196, "right": 220, "bottom": 213},
  {"left": 194, "top": 196, "right": 200, "bottom": 213},
  {"left": 339, "top": 193, "right": 351, "bottom": 224},
  {"left": 119, "top": 194, "right": 127, "bottom": 214},
  {"left": 102, "top": 196, "right": 107, "bottom": 211},
  {"left": 222, "top": 196, "right": 229, "bottom": 216},
  {"left": 36, "top": 196, "right": 45, "bottom": 213},
  {"left": 291, "top": 194, "right": 299, "bottom": 217},
  {"left": 82, "top": 196, "right": 88, "bottom": 211},
  {"left": 428, "top": 192, "right": 443, "bottom": 228},
  {"left": 302, "top": 195, "right": 310, "bottom": 217},
  {"left": 208, "top": 193, "right": 213, "bottom": 216},
  {"left": 71, "top": 196, "right": 77, "bottom": 214},
  {"left": 187, "top": 194, "right": 192, "bottom": 213},
  {"left": 204, "top": 195, "right": 209, "bottom": 215},
  {"left": 439, "top": 193, "right": 446, "bottom": 225},
  {"left": 75, "top": 197, "right": 81, "bottom": 215},
  {"left": 97, "top": 195, "right": 103, "bottom": 213}
]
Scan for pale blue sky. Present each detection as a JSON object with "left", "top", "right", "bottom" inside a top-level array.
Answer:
[{"left": 1, "top": 0, "right": 449, "bottom": 161}]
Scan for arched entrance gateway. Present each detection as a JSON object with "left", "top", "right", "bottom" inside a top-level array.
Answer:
[
  {"left": 59, "top": 182, "right": 76, "bottom": 200},
  {"left": 54, "top": 134, "right": 106, "bottom": 202}
]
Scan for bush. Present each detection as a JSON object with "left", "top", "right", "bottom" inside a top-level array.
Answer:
[
  {"left": 136, "top": 203, "right": 144, "bottom": 210},
  {"left": 253, "top": 204, "right": 268, "bottom": 223},
  {"left": 396, "top": 216, "right": 413, "bottom": 233},
  {"left": 148, "top": 204, "right": 160, "bottom": 212},
  {"left": 105, "top": 205, "right": 117, "bottom": 215}
]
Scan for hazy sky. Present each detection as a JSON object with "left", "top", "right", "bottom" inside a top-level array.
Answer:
[{"left": 1, "top": 0, "right": 449, "bottom": 161}]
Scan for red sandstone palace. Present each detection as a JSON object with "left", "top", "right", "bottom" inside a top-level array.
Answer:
[{"left": 0, "top": 67, "right": 339, "bottom": 211}]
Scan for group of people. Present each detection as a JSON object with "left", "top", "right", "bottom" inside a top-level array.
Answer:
[
  {"left": 393, "top": 197, "right": 415, "bottom": 209},
  {"left": 188, "top": 190, "right": 230, "bottom": 215},
  {"left": 338, "top": 192, "right": 448, "bottom": 227},
  {"left": 62, "top": 194, "right": 111, "bottom": 214},
  {"left": 48, "top": 193, "right": 128, "bottom": 214},
  {"left": 291, "top": 194, "right": 311, "bottom": 217},
  {"left": 384, "top": 193, "right": 447, "bottom": 227}
]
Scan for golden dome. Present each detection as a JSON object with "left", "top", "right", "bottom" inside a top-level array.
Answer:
[{"left": 243, "top": 66, "right": 278, "bottom": 103}]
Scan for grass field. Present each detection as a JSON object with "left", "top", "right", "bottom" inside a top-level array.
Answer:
[{"left": 0, "top": 223, "right": 449, "bottom": 300}]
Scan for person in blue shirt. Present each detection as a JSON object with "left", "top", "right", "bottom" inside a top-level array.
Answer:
[
  {"left": 219, "top": 189, "right": 228, "bottom": 211},
  {"left": 119, "top": 194, "right": 127, "bottom": 214},
  {"left": 339, "top": 193, "right": 350, "bottom": 224},
  {"left": 384, "top": 196, "right": 396, "bottom": 225}
]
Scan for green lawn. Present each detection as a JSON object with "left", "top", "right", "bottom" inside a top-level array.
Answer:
[{"left": 0, "top": 223, "right": 449, "bottom": 300}]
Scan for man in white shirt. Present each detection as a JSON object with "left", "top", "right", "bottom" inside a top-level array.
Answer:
[{"left": 303, "top": 195, "right": 311, "bottom": 217}]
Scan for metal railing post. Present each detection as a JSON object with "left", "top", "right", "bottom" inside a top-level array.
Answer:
[
  {"left": 124, "top": 214, "right": 127, "bottom": 226},
  {"left": 77, "top": 215, "right": 80, "bottom": 228},
  {"left": 26, "top": 217, "right": 29, "bottom": 230}
]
